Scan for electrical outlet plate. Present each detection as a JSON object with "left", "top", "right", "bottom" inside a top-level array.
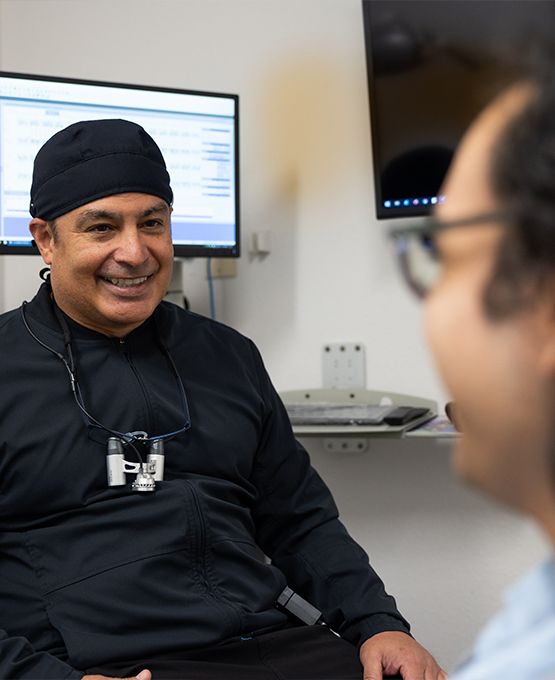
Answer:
[
  {"left": 210, "top": 259, "right": 237, "bottom": 279},
  {"left": 322, "top": 342, "right": 366, "bottom": 389}
]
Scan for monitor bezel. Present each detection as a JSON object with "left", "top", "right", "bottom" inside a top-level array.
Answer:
[
  {"left": 362, "top": 0, "right": 438, "bottom": 221},
  {"left": 0, "top": 70, "right": 241, "bottom": 257}
]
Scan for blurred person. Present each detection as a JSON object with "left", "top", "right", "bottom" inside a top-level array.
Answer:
[{"left": 390, "top": 51, "right": 555, "bottom": 680}]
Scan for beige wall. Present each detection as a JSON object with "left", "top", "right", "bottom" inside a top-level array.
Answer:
[{"left": 0, "top": 0, "right": 548, "bottom": 671}]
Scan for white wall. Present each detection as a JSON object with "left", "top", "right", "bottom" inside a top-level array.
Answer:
[
  {"left": 307, "top": 437, "right": 547, "bottom": 670},
  {"left": 0, "top": 0, "right": 442, "bottom": 402},
  {"left": 0, "top": 0, "right": 549, "bottom": 672}
]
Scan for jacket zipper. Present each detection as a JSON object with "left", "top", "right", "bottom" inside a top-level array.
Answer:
[
  {"left": 117, "top": 338, "right": 155, "bottom": 435},
  {"left": 187, "top": 481, "right": 243, "bottom": 634},
  {"left": 188, "top": 483, "right": 206, "bottom": 564}
]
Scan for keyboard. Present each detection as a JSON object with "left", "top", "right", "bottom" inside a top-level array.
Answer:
[{"left": 285, "top": 402, "right": 396, "bottom": 426}]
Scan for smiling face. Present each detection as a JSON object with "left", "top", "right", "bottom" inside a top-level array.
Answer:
[{"left": 30, "top": 192, "right": 174, "bottom": 337}]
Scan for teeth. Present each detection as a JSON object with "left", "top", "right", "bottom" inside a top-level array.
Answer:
[{"left": 105, "top": 276, "right": 148, "bottom": 288}]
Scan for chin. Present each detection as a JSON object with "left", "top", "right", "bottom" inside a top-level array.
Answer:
[
  {"left": 452, "top": 437, "right": 519, "bottom": 509},
  {"left": 111, "top": 296, "right": 160, "bottom": 317},
  {"left": 100, "top": 305, "right": 155, "bottom": 334},
  {"left": 451, "top": 438, "right": 485, "bottom": 490}
]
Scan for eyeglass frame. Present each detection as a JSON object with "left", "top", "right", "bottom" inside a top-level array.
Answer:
[{"left": 388, "top": 210, "right": 510, "bottom": 299}]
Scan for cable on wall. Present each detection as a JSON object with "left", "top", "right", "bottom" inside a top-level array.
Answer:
[{"left": 206, "top": 258, "right": 216, "bottom": 320}]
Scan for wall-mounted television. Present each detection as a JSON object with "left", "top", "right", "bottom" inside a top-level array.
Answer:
[
  {"left": 363, "top": 0, "right": 555, "bottom": 220},
  {"left": 0, "top": 71, "right": 240, "bottom": 256}
]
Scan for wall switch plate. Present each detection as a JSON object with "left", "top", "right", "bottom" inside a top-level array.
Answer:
[
  {"left": 250, "top": 230, "right": 272, "bottom": 255},
  {"left": 322, "top": 342, "right": 366, "bottom": 389}
]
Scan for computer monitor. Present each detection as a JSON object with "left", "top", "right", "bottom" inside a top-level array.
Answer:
[
  {"left": 362, "top": 0, "right": 555, "bottom": 220},
  {"left": 0, "top": 71, "right": 240, "bottom": 256}
]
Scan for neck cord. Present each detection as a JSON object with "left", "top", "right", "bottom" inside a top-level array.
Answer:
[{"left": 20, "top": 294, "right": 191, "bottom": 462}]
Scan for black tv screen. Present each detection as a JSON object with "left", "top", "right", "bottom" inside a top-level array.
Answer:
[
  {"left": 363, "top": 0, "right": 555, "bottom": 219},
  {"left": 0, "top": 71, "right": 240, "bottom": 256}
]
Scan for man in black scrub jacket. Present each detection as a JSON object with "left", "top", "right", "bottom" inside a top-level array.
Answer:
[{"left": 0, "top": 119, "right": 444, "bottom": 680}]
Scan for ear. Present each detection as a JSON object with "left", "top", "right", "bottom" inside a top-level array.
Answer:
[{"left": 29, "top": 218, "right": 55, "bottom": 265}]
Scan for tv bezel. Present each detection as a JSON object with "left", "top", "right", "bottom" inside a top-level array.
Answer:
[
  {"left": 0, "top": 70, "right": 241, "bottom": 257},
  {"left": 362, "top": 1, "right": 435, "bottom": 221}
]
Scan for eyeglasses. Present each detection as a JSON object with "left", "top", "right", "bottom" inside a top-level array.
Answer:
[{"left": 388, "top": 211, "right": 509, "bottom": 298}]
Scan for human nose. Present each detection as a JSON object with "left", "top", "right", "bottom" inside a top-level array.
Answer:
[{"left": 113, "top": 227, "right": 150, "bottom": 267}]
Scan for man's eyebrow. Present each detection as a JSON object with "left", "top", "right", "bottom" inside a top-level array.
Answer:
[
  {"left": 140, "top": 201, "right": 171, "bottom": 218},
  {"left": 74, "top": 202, "right": 170, "bottom": 228},
  {"left": 74, "top": 209, "right": 119, "bottom": 228}
]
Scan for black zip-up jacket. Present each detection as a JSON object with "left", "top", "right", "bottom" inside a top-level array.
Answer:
[{"left": 0, "top": 283, "right": 409, "bottom": 679}]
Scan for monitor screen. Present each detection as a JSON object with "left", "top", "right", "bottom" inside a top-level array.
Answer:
[
  {"left": 0, "top": 71, "right": 240, "bottom": 256},
  {"left": 363, "top": 0, "right": 555, "bottom": 219}
]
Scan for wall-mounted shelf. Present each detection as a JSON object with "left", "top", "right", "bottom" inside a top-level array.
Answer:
[{"left": 280, "top": 388, "right": 456, "bottom": 439}]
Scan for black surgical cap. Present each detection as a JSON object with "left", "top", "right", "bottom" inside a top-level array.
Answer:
[{"left": 29, "top": 119, "right": 173, "bottom": 220}]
